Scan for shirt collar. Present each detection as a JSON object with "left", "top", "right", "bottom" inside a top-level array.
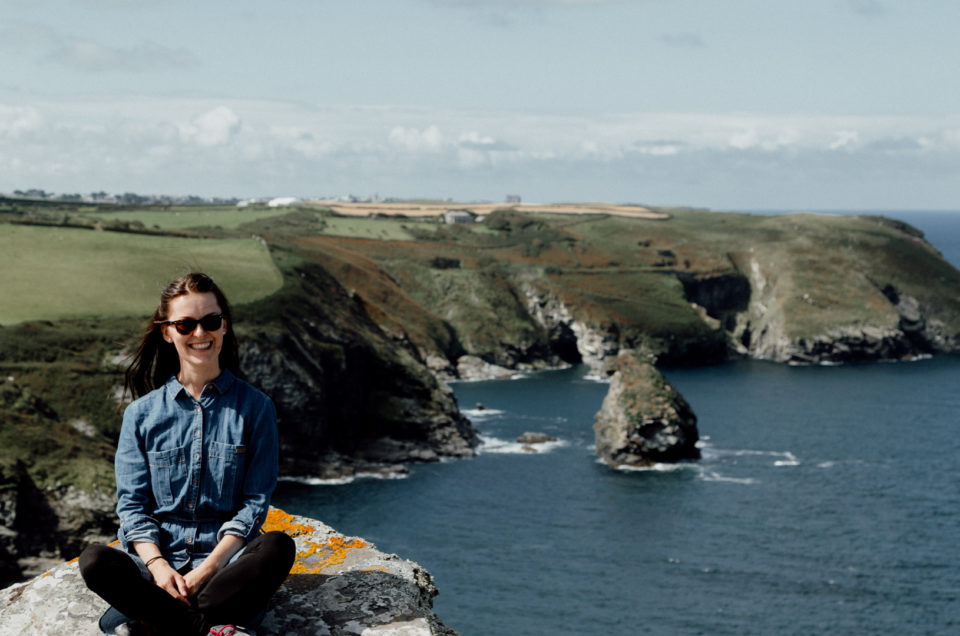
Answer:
[{"left": 164, "top": 368, "right": 235, "bottom": 400}]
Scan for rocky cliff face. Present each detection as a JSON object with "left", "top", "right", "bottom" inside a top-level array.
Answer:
[
  {"left": 521, "top": 283, "right": 619, "bottom": 376},
  {"left": 238, "top": 261, "right": 479, "bottom": 478},
  {"left": 0, "top": 508, "right": 456, "bottom": 635},
  {"left": 593, "top": 350, "right": 700, "bottom": 468},
  {"left": 721, "top": 242, "right": 960, "bottom": 364},
  {"left": 1, "top": 260, "right": 480, "bottom": 586}
]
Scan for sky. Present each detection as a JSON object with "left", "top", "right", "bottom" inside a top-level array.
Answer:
[{"left": 2, "top": 0, "right": 960, "bottom": 210}]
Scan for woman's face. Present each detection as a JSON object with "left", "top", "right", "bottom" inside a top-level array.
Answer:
[{"left": 161, "top": 291, "right": 226, "bottom": 372}]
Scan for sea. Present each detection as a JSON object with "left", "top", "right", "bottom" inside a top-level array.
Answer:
[{"left": 273, "top": 211, "right": 960, "bottom": 635}]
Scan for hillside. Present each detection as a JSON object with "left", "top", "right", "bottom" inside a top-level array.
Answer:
[{"left": 1, "top": 199, "right": 959, "bottom": 585}]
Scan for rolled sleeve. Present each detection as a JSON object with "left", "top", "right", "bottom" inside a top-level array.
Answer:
[
  {"left": 115, "top": 404, "right": 161, "bottom": 547},
  {"left": 216, "top": 397, "right": 277, "bottom": 543}
]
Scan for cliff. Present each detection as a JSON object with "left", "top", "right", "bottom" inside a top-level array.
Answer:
[
  {"left": 0, "top": 508, "right": 456, "bottom": 635},
  {"left": 235, "top": 257, "right": 478, "bottom": 476},
  {"left": 0, "top": 258, "right": 479, "bottom": 585},
  {"left": 3, "top": 204, "right": 960, "bottom": 583},
  {"left": 593, "top": 350, "right": 700, "bottom": 467},
  {"left": 299, "top": 209, "right": 960, "bottom": 373}
]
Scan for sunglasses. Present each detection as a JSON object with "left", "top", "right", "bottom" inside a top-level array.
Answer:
[{"left": 157, "top": 312, "right": 224, "bottom": 335}]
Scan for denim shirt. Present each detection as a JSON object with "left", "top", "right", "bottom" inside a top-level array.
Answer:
[{"left": 115, "top": 369, "right": 278, "bottom": 570}]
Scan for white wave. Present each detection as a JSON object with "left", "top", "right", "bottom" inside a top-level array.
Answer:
[
  {"left": 773, "top": 452, "right": 800, "bottom": 467},
  {"left": 461, "top": 407, "right": 504, "bottom": 420},
  {"left": 611, "top": 460, "right": 693, "bottom": 473},
  {"left": 278, "top": 470, "right": 409, "bottom": 486},
  {"left": 279, "top": 475, "right": 355, "bottom": 486},
  {"left": 699, "top": 471, "right": 757, "bottom": 485},
  {"left": 702, "top": 447, "right": 799, "bottom": 466},
  {"left": 581, "top": 373, "right": 610, "bottom": 383},
  {"left": 818, "top": 461, "right": 836, "bottom": 468},
  {"left": 478, "top": 434, "right": 567, "bottom": 455},
  {"left": 355, "top": 470, "right": 410, "bottom": 480}
]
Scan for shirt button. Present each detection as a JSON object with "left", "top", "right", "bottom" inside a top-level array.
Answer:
[
  {"left": 195, "top": 454, "right": 200, "bottom": 460},
  {"left": 195, "top": 430, "right": 200, "bottom": 437},
  {"left": 188, "top": 503, "right": 194, "bottom": 508},
  {"left": 186, "top": 537, "right": 192, "bottom": 543},
  {"left": 196, "top": 406, "right": 201, "bottom": 412}
]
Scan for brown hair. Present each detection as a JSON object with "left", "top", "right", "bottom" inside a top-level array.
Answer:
[{"left": 123, "top": 273, "right": 240, "bottom": 400}]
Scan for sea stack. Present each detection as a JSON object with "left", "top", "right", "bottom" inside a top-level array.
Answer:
[{"left": 594, "top": 350, "right": 700, "bottom": 467}]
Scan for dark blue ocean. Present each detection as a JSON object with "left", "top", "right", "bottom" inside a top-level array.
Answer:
[{"left": 274, "top": 211, "right": 960, "bottom": 635}]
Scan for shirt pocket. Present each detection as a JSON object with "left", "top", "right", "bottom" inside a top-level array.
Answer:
[
  {"left": 208, "top": 441, "right": 246, "bottom": 504},
  {"left": 146, "top": 446, "right": 186, "bottom": 507}
]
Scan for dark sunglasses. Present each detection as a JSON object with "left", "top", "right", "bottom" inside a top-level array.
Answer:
[{"left": 156, "top": 312, "right": 224, "bottom": 335}]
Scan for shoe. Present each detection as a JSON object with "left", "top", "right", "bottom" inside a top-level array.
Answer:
[
  {"left": 209, "top": 626, "right": 253, "bottom": 636},
  {"left": 114, "top": 621, "right": 155, "bottom": 636}
]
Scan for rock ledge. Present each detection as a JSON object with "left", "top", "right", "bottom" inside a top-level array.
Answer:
[{"left": 0, "top": 508, "right": 455, "bottom": 635}]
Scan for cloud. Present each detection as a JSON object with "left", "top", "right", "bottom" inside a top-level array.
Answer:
[
  {"left": 0, "top": 23, "right": 198, "bottom": 72},
  {"left": 48, "top": 38, "right": 199, "bottom": 72},
  {"left": 178, "top": 107, "right": 242, "bottom": 146},
  {"left": 388, "top": 125, "right": 444, "bottom": 152},
  {"left": 658, "top": 33, "right": 705, "bottom": 48},
  {"left": 458, "top": 131, "right": 517, "bottom": 151},
  {"left": 4, "top": 98, "right": 960, "bottom": 208},
  {"left": 0, "top": 105, "right": 44, "bottom": 137}
]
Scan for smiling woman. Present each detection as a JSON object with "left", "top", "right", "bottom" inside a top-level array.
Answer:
[{"left": 0, "top": 225, "right": 283, "bottom": 325}]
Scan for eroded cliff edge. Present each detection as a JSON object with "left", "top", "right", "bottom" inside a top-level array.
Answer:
[{"left": 3, "top": 206, "right": 959, "bottom": 584}]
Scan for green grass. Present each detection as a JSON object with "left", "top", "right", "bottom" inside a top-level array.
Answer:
[
  {"left": 320, "top": 216, "right": 421, "bottom": 240},
  {"left": 0, "top": 225, "right": 283, "bottom": 325},
  {"left": 87, "top": 205, "right": 293, "bottom": 230}
]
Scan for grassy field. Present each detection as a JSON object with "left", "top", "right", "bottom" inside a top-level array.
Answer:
[
  {"left": 87, "top": 205, "right": 294, "bottom": 230},
  {"left": 0, "top": 225, "right": 283, "bottom": 325}
]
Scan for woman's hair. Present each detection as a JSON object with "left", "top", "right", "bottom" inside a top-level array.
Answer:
[{"left": 124, "top": 272, "right": 241, "bottom": 400}]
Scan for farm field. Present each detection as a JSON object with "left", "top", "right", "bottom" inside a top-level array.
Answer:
[
  {"left": 88, "top": 205, "right": 293, "bottom": 230},
  {"left": 0, "top": 224, "right": 283, "bottom": 325},
  {"left": 319, "top": 201, "right": 668, "bottom": 219}
]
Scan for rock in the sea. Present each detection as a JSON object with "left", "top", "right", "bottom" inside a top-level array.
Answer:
[
  {"left": 455, "top": 355, "right": 516, "bottom": 381},
  {"left": 0, "top": 508, "right": 456, "bottom": 635},
  {"left": 515, "top": 432, "right": 557, "bottom": 444},
  {"left": 593, "top": 350, "right": 700, "bottom": 467}
]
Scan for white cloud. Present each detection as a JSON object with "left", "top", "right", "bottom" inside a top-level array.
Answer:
[
  {"left": 0, "top": 105, "right": 44, "bottom": 136},
  {"left": 178, "top": 107, "right": 242, "bottom": 147},
  {"left": 388, "top": 125, "right": 444, "bottom": 152},
  {"left": 3, "top": 97, "right": 960, "bottom": 208}
]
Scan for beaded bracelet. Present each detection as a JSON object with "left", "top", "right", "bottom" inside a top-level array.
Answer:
[{"left": 144, "top": 555, "right": 166, "bottom": 567}]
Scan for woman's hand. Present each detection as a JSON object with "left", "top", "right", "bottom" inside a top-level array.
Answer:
[
  {"left": 148, "top": 560, "right": 190, "bottom": 605},
  {"left": 183, "top": 561, "right": 216, "bottom": 597}
]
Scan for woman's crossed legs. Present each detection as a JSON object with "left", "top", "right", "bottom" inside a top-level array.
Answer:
[{"left": 80, "top": 531, "right": 296, "bottom": 635}]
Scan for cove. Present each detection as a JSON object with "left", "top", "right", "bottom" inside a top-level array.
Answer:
[{"left": 274, "top": 356, "right": 960, "bottom": 635}]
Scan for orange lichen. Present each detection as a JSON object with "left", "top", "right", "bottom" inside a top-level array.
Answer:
[
  {"left": 362, "top": 566, "right": 389, "bottom": 573},
  {"left": 263, "top": 508, "right": 315, "bottom": 537},
  {"left": 288, "top": 535, "right": 367, "bottom": 575}
]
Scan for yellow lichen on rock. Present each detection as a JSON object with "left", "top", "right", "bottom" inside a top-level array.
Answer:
[
  {"left": 263, "top": 508, "right": 316, "bottom": 536},
  {"left": 289, "top": 535, "right": 368, "bottom": 575}
]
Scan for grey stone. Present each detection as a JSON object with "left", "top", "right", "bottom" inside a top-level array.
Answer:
[
  {"left": 0, "top": 509, "right": 456, "bottom": 635},
  {"left": 594, "top": 350, "right": 700, "bottom": 467}
]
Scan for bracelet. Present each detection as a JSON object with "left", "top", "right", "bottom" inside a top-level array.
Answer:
[{"left": 144, "top": 555, "right": 166, "bottom": 567}]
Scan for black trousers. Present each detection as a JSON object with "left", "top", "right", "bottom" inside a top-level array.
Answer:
[{"left": 79, "top": 531, "right": 296, "bottom": 636}]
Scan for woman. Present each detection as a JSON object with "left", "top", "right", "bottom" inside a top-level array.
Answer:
[{"left": 80, "top": 273, "right": 295, "bottom": 636}]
